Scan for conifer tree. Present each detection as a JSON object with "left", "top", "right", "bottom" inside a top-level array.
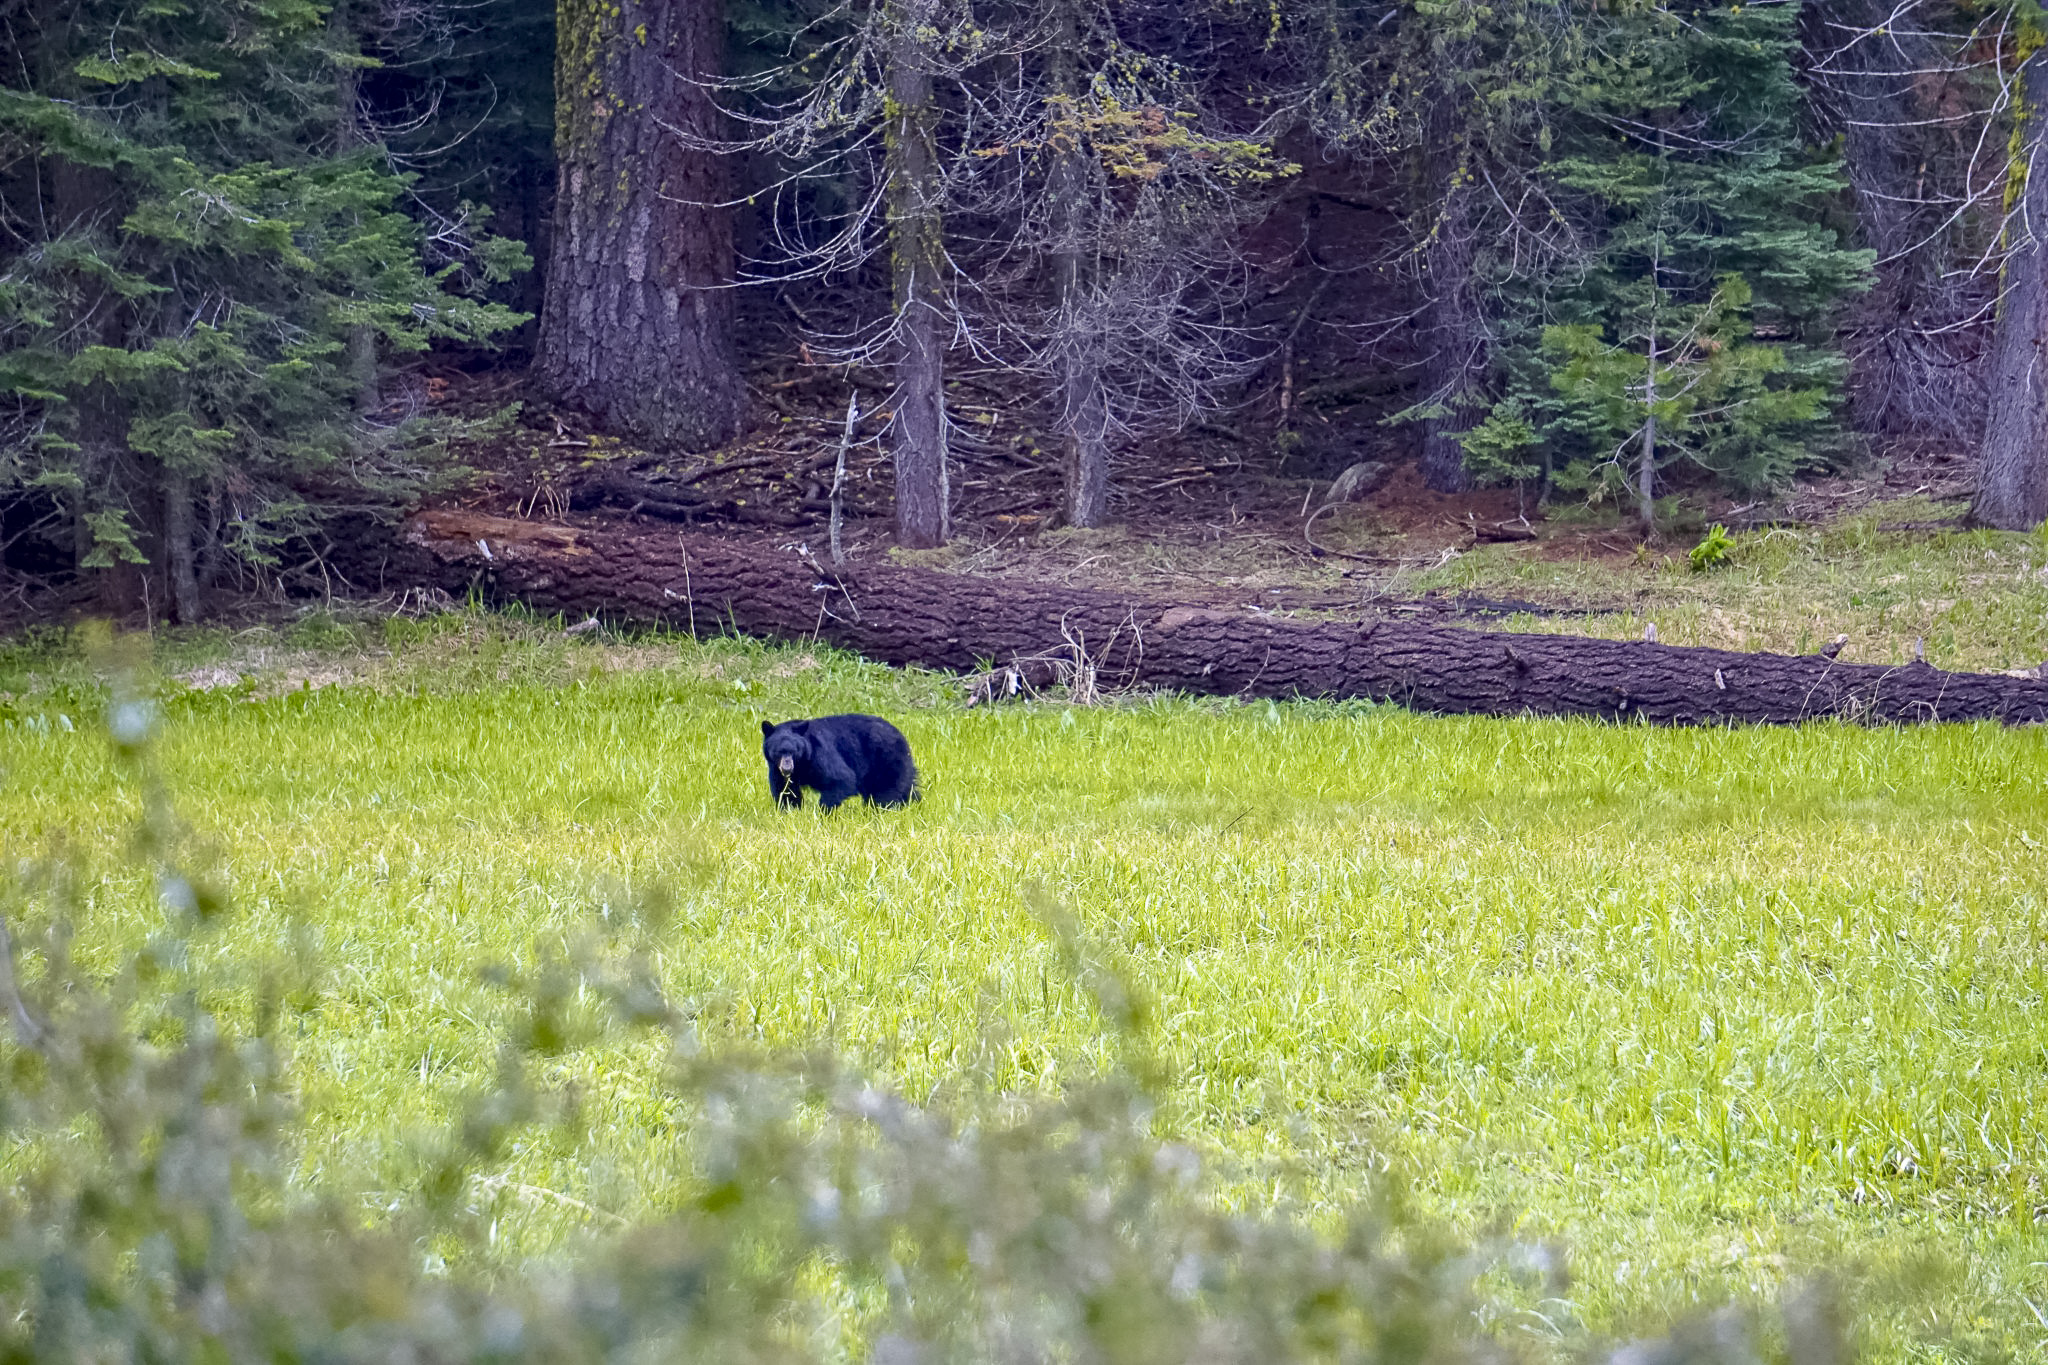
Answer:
[
  {"left": 1466, "top": 0, "right": 1871, "bottom": 531},
  {"left": 0, "top": 0, "right": 528, "bottom": 617},
  {"left": 1275, "top": 0, "right": 1580, "bottom": 494},
  {"left": 705, "top": 0, "right": 1010, "bottom": 548},
  {"left": 1805, "top": 0, "right": 1995, "bottom": 448},
  {"left": 969, "top": 0, "right": 1293, "bottom": 527}
]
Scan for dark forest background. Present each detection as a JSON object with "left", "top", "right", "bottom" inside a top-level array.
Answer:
[{"left": 5, "top": 0, "right": 2047, "bottom": 620}]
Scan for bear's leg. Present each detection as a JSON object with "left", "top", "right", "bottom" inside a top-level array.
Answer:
[
  {"left": 865, "top": 769, "right": 917, "bottom": 807},
  {"left": 808, "top": 749, "right": 861, "bottom": 812},
  {"left": 815, "top": 781, "right": 859, "bottom": 811},
  {"left": 863, "top": 737, "right": 917, "bottom": 806}
]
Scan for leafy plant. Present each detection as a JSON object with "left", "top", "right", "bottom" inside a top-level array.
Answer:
[
  {"left": 1690, "top": 522, "right": 1736, "bottom": 572},
  {"left": 1467, "top": 0, "right": 1872, "bottom": 514}
]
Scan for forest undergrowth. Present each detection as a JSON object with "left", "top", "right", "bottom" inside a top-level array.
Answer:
[{"left": 1, "top": 612, "right": 2044, "bottom": 1361}]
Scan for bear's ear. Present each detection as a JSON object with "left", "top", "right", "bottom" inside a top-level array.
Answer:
[{"left": 761, "top": 720, "right": 776, "bottom": 737}]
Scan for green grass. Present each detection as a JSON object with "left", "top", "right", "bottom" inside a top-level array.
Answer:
[
  {"left": 1399, "top": 502, "right": 2048, "bottom": 675},
  {"left": 938, "top": 496, "right": 2048, "bottom": 673},
  {"left": 4, "top": 613, "right": 2047, "bottom": 1362}
]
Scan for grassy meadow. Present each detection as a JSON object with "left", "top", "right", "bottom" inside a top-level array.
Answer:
[
  {"left": 1407, "top": 506, "right": 2048, "bottom": 674},
  {"left": 2, "top": 612, "right": 2046, "bottom": 1361},
  {"left": 1004, "top": 499, "right": 2048, "bottom": 675}
]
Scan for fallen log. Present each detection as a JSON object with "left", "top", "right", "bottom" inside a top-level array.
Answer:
[
  {"left": 566, "top": 471, "right": 816, "bottom": 528},
  {"left": 376, "top": 511, "right": 2048, "bottom": 726}
]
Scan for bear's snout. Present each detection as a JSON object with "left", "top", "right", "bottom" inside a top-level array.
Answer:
[{"left": 778, "top": 756, "right": 795, "bottom": 773}]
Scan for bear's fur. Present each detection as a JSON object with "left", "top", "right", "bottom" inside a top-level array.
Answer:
[{"left": 760, "top": 714, "right": 919, "bottom": 810}]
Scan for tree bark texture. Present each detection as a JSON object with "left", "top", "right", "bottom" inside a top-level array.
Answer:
[
  {"left": 162, "top": 467, "right": 201, "bottom": 624},
  {"left": 537, "top": 0, "right": 743, "bottom": 452},
  {"left": 1049, "top": 0, "right": 1110, "bottom": 529},
  {"left": 1817, "top": 0, "right": 1986, "bottom": 446},
  {"left": 1973, "top": 50, "right": 2048, "bottom": 531},
  {"left": 1061, "top": 375, "right": 1111, "bottom": 528},
  {"left": 887, "top": 1, "right": 951, "bottom": 547},
  {"left": 378, "top": 510, "right": 2048, "bottom": 726},
  {"left": 1639, "top": 289, "right": 1659, "bottom": 540}
]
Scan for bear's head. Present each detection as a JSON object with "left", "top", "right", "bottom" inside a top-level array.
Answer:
[{"left": 761, "top": 719, "right": 811, "bottom": 777}]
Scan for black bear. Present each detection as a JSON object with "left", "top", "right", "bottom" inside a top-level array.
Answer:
[{"left": 760, "top": 714, "right": 919, "bottom": 810}]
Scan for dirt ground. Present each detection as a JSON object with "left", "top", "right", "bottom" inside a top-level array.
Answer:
[
  {"left": 0, "top": 364, "right": 1995, "bottom": 651},
  {"left": 419, "top": 367, "right": 1978, "bottom": 619}
]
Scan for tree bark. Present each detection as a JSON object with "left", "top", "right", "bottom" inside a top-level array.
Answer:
[
  {"left": 1061, "top": 373, "right": 1111, "bottom": 529},
  {"left": 162, "top": 467, "right": 201, "bottom": 623},
  {"left": 1639, "top": 289, "right": 1658, "bottom": 540},
  {"left": 886, "top": 0, "right": 951, "bottom": 547},
  {"left": 331, "top": 0, "right": 381, "bottom": 415},
  {"left": 1637, "top": 407, "right": 1656, "bottom": 539},
  {"left": 537, "top": 0, "right": 743, "bottom": 451},
  {"left": 1813, "top": 0, "right": 1985, "bottom": 447},
  {"left": 1972, "top": 49, "right": 2048, "bottom": 531},
  {"left": 377, "top": 510, "right": 2048, "bottom": 726},
  {"left": 1049, "top": 0, "right": 1110, "bottom": 529}
]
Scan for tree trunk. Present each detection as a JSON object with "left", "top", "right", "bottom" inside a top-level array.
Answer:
[
  {"left": 346, "top": 326, "right": 380, "bottom": 415},
  {"left": 513, "top": 136, "right": 551, "bottom": 344},
  {"left": 1417, "top": 86, "right": 1482, "bottom": 495},
  {"left": 1815, "top": 0, "right": 1985, "bottom": 447},
  {"left": 1637, "top": 409, "right": 1656, "bottom": 540},
  {"left": 331, "top": 0, "right": 382, "bottom": 415},
  {"left": 162, "top": 468, "right": 201, "bottom": 623},
  {"left": 1639, "top": 291, "right": 1658, "bottom": 540},
  {"left": 537, "top": 0, "right": 743, "bottom": 451},
  {"left": 886, "top": 0, "right": 950, "bottom": 548},
  {"left": 197, "top": 490, "right": 225, "bottom": 592},
  {"left": 1972, "top": 50, "right": 2048, "bottom": 531},
  {"left": 49, "top": 151, "right": 130, "bottom": 603},
  {"left": 1062, "top": 378, "right": 1111, "bottom": 529},
  {"left": 1418, "top": 231, "right": 1480, "bottom": 492},
  {"left": 1049, "top": 0, "right": 1109, "bottom": 529},
  {"left": 378, "top": 510, "right": 2048, "bottom": 727}
]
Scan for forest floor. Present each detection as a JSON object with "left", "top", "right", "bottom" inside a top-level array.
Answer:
[{"left": 422, "top": 368, "right": 2046, "bottom": 678}]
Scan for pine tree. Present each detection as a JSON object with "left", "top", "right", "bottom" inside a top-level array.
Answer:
[
  {"left": 353, "top": 0, "right": 560, "bottom": 331},
  {"left": 968, "top": 0, "right": 1293, "bottom": 528},
  {"left": 1468, "top": 0, "right": 1872, "bottom": 531},
  {"left": 0, "top": 0, "right": 528, "bottom": 617},
  {"left": 1275, "top": 0, "right": 1583, "bottom": 494},
  {"left": 710, "top": 0, "right": 1012, "bottom": 548}
]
